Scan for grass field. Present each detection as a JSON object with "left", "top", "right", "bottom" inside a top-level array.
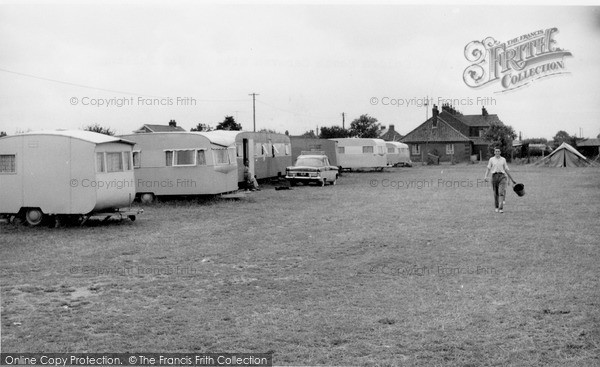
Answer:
[{"left": 1, "top": 164, "right": 599, "bottom": 366}]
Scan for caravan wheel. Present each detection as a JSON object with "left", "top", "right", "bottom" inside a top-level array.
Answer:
[
  {"left": 140, "top": 193, "right": 155, "bottom": 204},
  {"left": 25, "top": 208, "right": 44, "bottom": 226}
]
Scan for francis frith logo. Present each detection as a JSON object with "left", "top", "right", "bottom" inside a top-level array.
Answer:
[{"left": 463, "top": 28, "right": 572, "bottom": 92}]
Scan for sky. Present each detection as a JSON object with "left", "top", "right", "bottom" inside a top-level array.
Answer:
[{"left": 0, "top": 2, "right": 599, "bottom": 140}]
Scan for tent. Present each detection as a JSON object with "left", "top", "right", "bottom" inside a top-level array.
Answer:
[{"left": 534, "top": 142, "right": 598, "bottom": 167}]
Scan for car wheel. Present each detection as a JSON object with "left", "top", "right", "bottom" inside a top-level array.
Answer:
[
  {"left": 330, "top": 178, "right": 336, "bottom": 186},
  {"left": 289, "top": 180, "right": 296, "bottom": 187}
]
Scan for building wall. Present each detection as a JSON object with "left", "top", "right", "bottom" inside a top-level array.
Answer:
[
  {"left": 407, "top": 142, "right": 471, "bottom": 163},
  {"left": 472, "top": 144, "right": 492, "bottom": 161}
]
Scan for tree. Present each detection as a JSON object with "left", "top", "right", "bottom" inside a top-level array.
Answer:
[
  {"left": 523, "top": 138, "right": 548, "bottom": 144},
  {"left": 84, "top": 123, "right": 115, "bottom": 136},
  {"left": 300, "top": 130, "right": 317, "bottom": 138},
  {"left": 0, "top": 131, "right": 6, "bottom": 137},
  {"left": 483, "top": 123, "right": 517, "bottom": 159},
  {"left": 319, "top": 126, "right": 351, "bottom": 139},
  {"left": 190, "top": 123, "right": 212, "bottom": 132},
  {"left": 258, "top": 128, "right": 280, "bottom": 134},
  {"left": 552, "top": 130, "right": 577, "bottom": 148},
  {"left": 216, "top": 116, "right": 242, "bottom": 131},
  {"left": 349, "top": 114, "right": 380, "bottom": 138}
]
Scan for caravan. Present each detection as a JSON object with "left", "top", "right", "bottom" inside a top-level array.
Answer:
[
  {"left": 330, "top": 138, "right": 388, "bottom": 171},
  {"left": 201, "top": 131, "right": 292, "bottom": 184},
  {"left": 0, "top": 130, "right": 141, "bottom": 226},
  {"left": 385, "top": 141, "right": 412, "bottom": 167},
  {"left": 119, "top": 132, "right": 238, "bottom": 201},
  {"left": 290, "top": 137, "right": 338, "bottom": 167}
]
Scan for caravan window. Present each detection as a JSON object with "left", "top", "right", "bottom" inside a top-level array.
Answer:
[
  {"left": 255, "top": 143, "right": 263, "bottom": 157},
  {"left": 132, "top": 151, "right": 141, "bottom": 168},
  {"left": 123, "top": 151, "right": 132, "bottom": 170},
  {"left": 176, "top": 150, "right": 195, "bottom": 165},
  {"left": 387, "top": 147, "right": 395, "bottom": 153},
  {"left": 228, "top": 147, "right": 236, "bottom": 163},
  {"left": 0, "top": 154, "right": 16, "bottom": 173},
  {"left": 337, "top": 146, "right": 345, "bottom": 154},
  {"left": 285, "top": 143, "right": 291, "bottom": 155},
  {"left": 106, "top": 152, "right": 123, "bottom": 172},
  {"left": 165, "top": 150, "right": 196, "bottom": 166},
  {"left": 197, "top": 150, "right": 206, "bottom": 166},
  {"left": 214, "top": 149, "right": 229, "bottom": 165},
  {"left": 96, "top": 153, "right": 105, "bottom": 173},
  {"left": 236, "top": 143, "right": 243, "bottom": 157},
  {"left": 363, "top": 146, "right": 374, "bottom": 154},
  {"left": 165, "top": 151, "right": 173, "bottom": 166}
]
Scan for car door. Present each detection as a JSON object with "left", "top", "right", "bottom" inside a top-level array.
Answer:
[{"left": 323, "top": 157, "right": 337, "bottom": 181}]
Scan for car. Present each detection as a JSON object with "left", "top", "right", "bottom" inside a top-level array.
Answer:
[{"left": 285, "top": 152, "right": 339, "bottom": 186}]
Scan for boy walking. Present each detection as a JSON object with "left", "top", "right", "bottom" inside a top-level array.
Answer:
[{"left": 483, "top": 148, "right": 516, "bottom": 213}]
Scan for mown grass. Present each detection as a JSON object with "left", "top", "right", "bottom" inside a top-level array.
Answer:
[{"left": 1, "top": 164, "right": 599, "bottom": 366}]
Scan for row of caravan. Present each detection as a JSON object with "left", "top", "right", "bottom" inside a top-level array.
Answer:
[{"left": 0, "top": 130, "right": 410, "bottom": 225}]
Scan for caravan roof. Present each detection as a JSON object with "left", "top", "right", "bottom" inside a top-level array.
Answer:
[
  {"left": 332, "top": 138, "right": 386, "bottom": 146},
  {"left": 17, "top": 130, "right": 135, "bottom": 145},
  {"left": 196, "top": 131, "right": 238, "bottom": 147},
  {"left": 385, "top": 141, "right": 408, "bottom": 148}
]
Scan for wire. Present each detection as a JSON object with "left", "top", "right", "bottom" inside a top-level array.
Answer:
[
  {"left": 0, "top": 67, "right": 165, "bottom": 98},
  {"left": 0, "top": 67, "right": 247, "bottom": 102}
]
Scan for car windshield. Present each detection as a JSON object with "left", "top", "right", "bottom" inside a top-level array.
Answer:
[{"left": 295, "top": 157, "right": 325, "bottom": 167}]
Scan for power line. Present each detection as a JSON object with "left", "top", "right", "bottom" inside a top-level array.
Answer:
[
  {"left": 0, "top": 67, "right": 247, "bottom": 102},
  {"left": 0, "top": 67, "right": 164, "bottom": 98}
]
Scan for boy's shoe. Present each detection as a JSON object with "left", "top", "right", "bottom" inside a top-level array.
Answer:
[
  {"left": 499, "top": 209, "right": 504, "bottom": 213},
  {"left": 495, "top": 208, "right": 499, "bottom": 213}
]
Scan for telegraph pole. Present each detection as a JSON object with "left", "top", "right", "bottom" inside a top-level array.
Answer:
[
  {"left": 249, "top": 93, "right": 259, "bottom": 132},
  {"left": 342, "top": 112, "right": 345, "bottom": 129}
]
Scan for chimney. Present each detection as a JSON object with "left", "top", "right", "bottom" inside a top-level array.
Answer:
[
  {"left": 169, "top": 119, "right": 176, "bottom": 127},
  {"left": 432, "top": 104, "right": 439, "bottom": 119},
  {"left": 482, "top": 106, "right": 488, "bottom": 116},
  {"left": 381, "top": 125, "right": 386, "bottom": 130},
  {"left": 389, "top": 124, "right": 395, "bottom": 132}
]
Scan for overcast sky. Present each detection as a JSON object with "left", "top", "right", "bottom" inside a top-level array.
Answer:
[{"left": 1, "top": 2, "right": 599, "bottom": 140}]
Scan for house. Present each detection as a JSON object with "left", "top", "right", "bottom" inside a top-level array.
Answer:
[
  {"left": 134, "top": 119, "right": 185, "bottom": 133},
  {"left": 378, "top": 124, "right": 403, "bottom": 142},
  {"left": 401, "top": 104, "right": 502, "bottom": 163},
  {"left": 577, "top": 138, "right": 600, "bottom": 158}
]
